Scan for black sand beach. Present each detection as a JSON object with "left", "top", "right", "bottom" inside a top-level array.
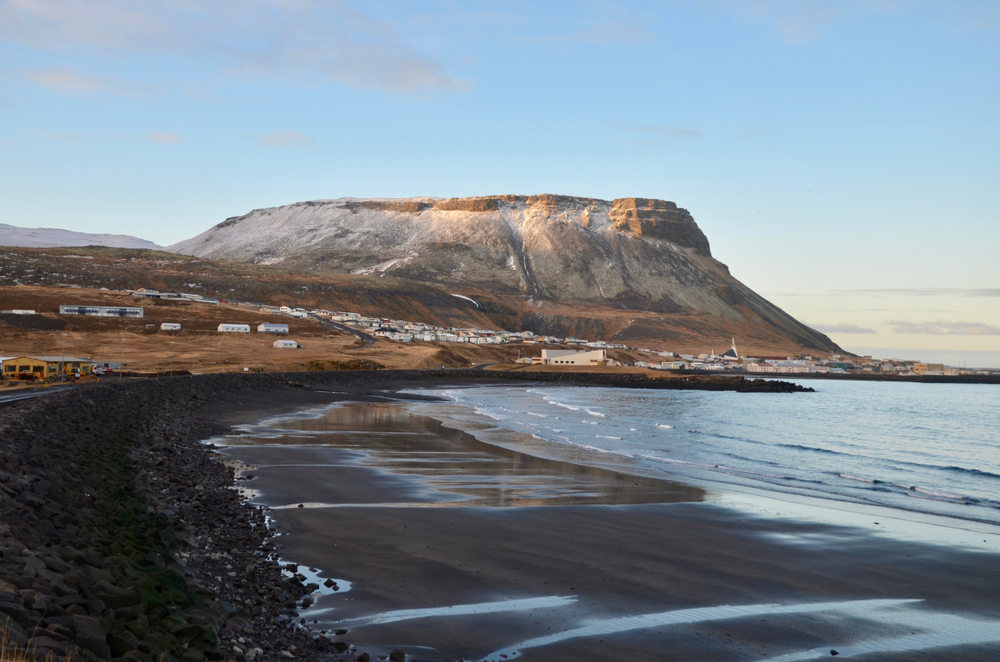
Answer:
[
  {"left": 203, "top": 386, "right": 1000, "bottom": 662},
  {"left": 2, "top": 372, "right": 997, "bottom": 662}
]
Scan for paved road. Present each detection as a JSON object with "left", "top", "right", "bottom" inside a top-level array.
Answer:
[
  {"left": 308, "top": 313, "right": 377, "bottom": 346},
  {"left": 0, "top": 386, "right": 74, "bottom": 406}
]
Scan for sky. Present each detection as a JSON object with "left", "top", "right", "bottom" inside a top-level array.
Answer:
[{"left": 1, "top": 0, "right": 998, "bottom": 366}]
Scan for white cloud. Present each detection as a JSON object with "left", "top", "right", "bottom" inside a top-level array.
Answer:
[
  {"left": 148, "top": 132, "right": 182, "bottom": 144},
  {"left": 0, "top": 0, "right": 472, "bottom": 95},
  {"left": 260, "top": 130, "right": 314, "bottom": 147},
  {"left": 885, "top": 320, "right": 1000, "bottom": 336}
]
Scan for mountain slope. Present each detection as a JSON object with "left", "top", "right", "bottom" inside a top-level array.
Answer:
[
  {"left": 169, "top": 194, "right": 839, "bottom": 352},
  {"left": 0, "top": 223, "right": 161, "bottom": 250}
]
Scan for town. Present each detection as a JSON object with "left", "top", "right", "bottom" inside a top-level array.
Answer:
[{"left": 1, "top": 285, "right": 996, "bottom": 381}]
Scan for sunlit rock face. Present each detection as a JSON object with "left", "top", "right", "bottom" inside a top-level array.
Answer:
[{"left": 168, "top": 194, "right": 836, "bottom": 350}]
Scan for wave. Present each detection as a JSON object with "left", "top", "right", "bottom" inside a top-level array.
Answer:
[
  {"left": 781, "top": 443, "right": 843, "bottom": 455},
  {"left": 914, "top": 486, "right": 967, "bottom": 500},
  {"left": 585, "top": 410, "right": 607, "bottom": 418},
  {"left": 596, "top": 435, "right": 622, "bottom": 440},
  {"left": 657, "top": 424, "right": 674, "bottom": 430},
  {"left": 940, "top": 465, "right": 1000, "bottom": 480},
  {"left": 907, "top": 492, "right": 969, "bottom": 504},
  {"left": 840, "top": 474, "right": 875, "bottom": 483}
]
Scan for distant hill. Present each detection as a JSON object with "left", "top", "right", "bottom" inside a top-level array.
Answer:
[
  {"left": 168, "top": 194, "right": 840, "bottom": 352},
  {"left": 0, "top": 223, "right": 160, "bottom": 250}
]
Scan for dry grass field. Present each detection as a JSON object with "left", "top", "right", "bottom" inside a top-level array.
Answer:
[{"left": 0, "top": 286, "right": 566, "bottom": 379}]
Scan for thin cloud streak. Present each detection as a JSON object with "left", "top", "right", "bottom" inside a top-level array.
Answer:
[
  {"left": 23, "top": 67, "right": 155, "bottom": 97},
  {"left": 767, "top": 288, "right": 1000, "bottom": 298},
  {"left": 711, "top": 0, "right": 1000, "bottom": 43},
  {"left": 260, "top": 130, "right": 315, "bottom": 147},
  {"left": 885, "top": 320, "right": 1000, "bottom": 336},
  {"left": 535, "top": 21, "right": 657, "bottom": 46},
  {"left": 148, "top": 133, "right": 182, "bottom": 144},
  {"left": 33, "top": 129, "right": 83, "bottom": 143},
  {"left": 0, "top": 1, "right": 472, "bottom": 95},
  {"left": 810, "top": 322, "right": 877, "bottom": 334},
  {"left": 608, "top": 121, "right": 702, "bottom": 139}
]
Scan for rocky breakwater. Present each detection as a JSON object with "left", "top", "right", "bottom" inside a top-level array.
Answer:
[{"left": 0, "top": 378, "right": 349, "bottom": 662}]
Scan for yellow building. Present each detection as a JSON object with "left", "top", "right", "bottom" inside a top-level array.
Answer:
[
  {"left": 913, "top": 362, "right": 945, "bottom": 374},
  {"left": 1, "top": 356, "right": 92, "bottom": 380}
]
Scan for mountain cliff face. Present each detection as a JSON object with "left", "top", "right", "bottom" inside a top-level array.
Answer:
[{"left": 169, "top": 195, "right": 837, "bottom": 351}]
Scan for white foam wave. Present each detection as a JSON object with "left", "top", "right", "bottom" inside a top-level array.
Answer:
[{"left": 840, "top": 474, "right": 874, "bottom": 483}]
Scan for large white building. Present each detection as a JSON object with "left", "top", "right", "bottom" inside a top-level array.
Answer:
[
  {"left": 540, "top": 349, "right": 607, "bottom": 366},
  {"left": 218, "top": 324, "right": 251, "bottom": 333},
  {"left": 258, "top": 323, "right": 289, "bottom": 333}
]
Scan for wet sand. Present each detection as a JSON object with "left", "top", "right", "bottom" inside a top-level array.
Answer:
[{"left": 201, "top": 386, "right": 1000, "bottom": 661}]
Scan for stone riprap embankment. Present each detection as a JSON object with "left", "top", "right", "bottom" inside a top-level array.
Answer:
[{"left": 0, "top": 369, "right": 808, "bottom": 662}]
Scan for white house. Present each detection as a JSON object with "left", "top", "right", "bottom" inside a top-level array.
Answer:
[
  {"left": 273, "top": 339, "right": 300, "bottom": 348},
  {"left": 218, "top": 324, "right": 251, "bottom": 333},
  {"left": 540, "top": 349, "right": 608, "bottom": 366},
  {"left": 160, "top": 323, "right": 181, "bottom": 331},
  {"left": 258, "top": 323, "right": 289, "bottom": 334}
]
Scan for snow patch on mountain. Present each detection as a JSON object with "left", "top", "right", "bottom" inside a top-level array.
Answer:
[{"left": 0, "top": 223, "right": 160, "bottom": 250}]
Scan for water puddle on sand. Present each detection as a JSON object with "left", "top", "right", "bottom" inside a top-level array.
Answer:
[
  {"left": 217, "top": 400, "right": 705, "bottom": 509},
  {"left": 478, "top": 599, "right": 1000, "bottom": 662},
  {"left": 326, "top": 596, "right": 578, "bottom": 627}
]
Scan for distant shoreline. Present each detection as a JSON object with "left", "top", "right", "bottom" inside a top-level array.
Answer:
[{"left": 723, "top": 371, "right": 1000, "bottom": 385}]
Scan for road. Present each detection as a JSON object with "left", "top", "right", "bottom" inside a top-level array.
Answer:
[
  {"left": 0, "top": 386, "right": 74, "bottom": 406},
  {"left": 308, "top": 313, "right": 377, "bottom": 346}
]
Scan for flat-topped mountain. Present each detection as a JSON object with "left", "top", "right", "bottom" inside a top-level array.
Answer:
[{"left": 169, "top": 194, "right": 838, "bottom": 351}]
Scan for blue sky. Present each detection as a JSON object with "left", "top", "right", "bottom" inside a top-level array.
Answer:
[{"left": 1, "top": 1, "right": 998, "bottom": 365}]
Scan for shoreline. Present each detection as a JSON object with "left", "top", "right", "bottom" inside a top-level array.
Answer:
[
  {"left": 3, "top": 371, "right": 999, "bottom": 662},
  {"left": 210, "top": 386, "right": 1000, "bottom": 661}
]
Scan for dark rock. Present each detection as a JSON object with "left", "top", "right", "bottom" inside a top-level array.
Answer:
[
  {"left": 389, "top": 649, "right": 406, "bottom": 662},
  {"left": 27, "top": 634, "right": 72, "bottom": 655},
  {"left": 108, "top": 629, "right": 141, "bottom": 657},
  {"left": 120, "top": 649, "right": 155, "bottom": 662},
  {"left": 0, "top": 600, "right": 41, "bottom": 629},
  {"left": 138, "top": 630, "right": 178, "bottom": 656},
  {"left": 91, "top": 580, "right": 140, "bottom": 610}
]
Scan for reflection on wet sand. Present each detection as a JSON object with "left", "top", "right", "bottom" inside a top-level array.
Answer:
[
  {"left": 223, "top": 402, "right": 705, "bottom": 508},
  {"left": 211, "top": 397, "right": 1000, "bottom": 662}
]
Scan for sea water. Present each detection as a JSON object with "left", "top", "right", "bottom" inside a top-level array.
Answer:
[{"left": 408, "top": 380, "right": 1000, "bottom": 527}]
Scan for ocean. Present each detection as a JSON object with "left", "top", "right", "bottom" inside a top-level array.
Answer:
[{"left": 408, "top": 380, "right": 1000, "bottom": 528}]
